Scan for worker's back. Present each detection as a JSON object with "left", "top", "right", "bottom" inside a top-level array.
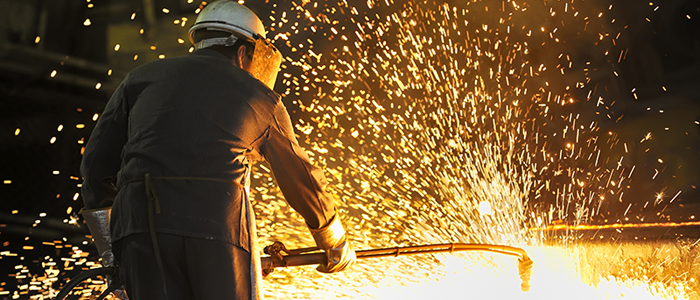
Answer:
[{"left": 83, "top": 48, "right": 280, "bottom": 251}]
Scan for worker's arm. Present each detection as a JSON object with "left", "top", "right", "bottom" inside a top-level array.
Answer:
[
  {"left": 79, "top": 78, "right": 129, "bottom": 273},
  {"left": 261, "top": 101, "right": 355, "bottom": 273},
  {"left": 261, "top": 102, "right": 335, "bottom": 229},
  {"left": 80, "top": 78, "right": 129, "bottom": 210}
]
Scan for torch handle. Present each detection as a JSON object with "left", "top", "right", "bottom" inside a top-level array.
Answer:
[{"left": 261, "top": 252, "right": 326, "bottom": 269}]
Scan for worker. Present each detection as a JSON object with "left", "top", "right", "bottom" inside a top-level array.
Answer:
[{"left": 79, "top": 1, "right": 356, "bottom": 299}]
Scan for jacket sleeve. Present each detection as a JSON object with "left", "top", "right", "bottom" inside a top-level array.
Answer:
[
  {"left": 260, "top": 102, "right": 336, "bottom": 229},
  {"left": 80, "top": 78, "right": 130, "bottom": 210}
]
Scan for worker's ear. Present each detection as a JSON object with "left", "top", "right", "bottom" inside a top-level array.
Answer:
[
  {"left": 237, "top": 45, "right": 252, "bottom": 72},
  {"left": 236, "top": 45, "right": 246, "bottom": 65}
]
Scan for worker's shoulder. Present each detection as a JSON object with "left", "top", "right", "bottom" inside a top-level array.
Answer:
[
  {"left": 124, "top": 52, "right": 281, "bottom": 102},
  {"left": 137, "top": 53, "right": 195, "bottom": 69},
  {"left": 218, "top": 65, "right": 282, "bottom": 104},
  {"left": 241, "top": 81, "right": 282, "bottom": 107},
  {"left": 124, "top": 55, "right": 189, "bottom": 79},
  {"left": 252, "top": 82, "right": 282, "bottom": 104}
]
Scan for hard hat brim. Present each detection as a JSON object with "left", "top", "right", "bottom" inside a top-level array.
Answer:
[{"left": 188, "top": 1, "right": 266, "bottom": 46}]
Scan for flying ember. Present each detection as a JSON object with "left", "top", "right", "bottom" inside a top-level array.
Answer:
[
  {"left": 2, "top": 0, "right": 698, "bottom": 299},
  {"left": 254, "top": 0, "right": 697, "bottom": 298}
]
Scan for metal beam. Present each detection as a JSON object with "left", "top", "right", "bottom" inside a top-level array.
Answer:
[
  {"left": 142, "top": 0, "right": 158, "bottom": 40},
  {"left": 0, "top": 43, "right": 118, "bottom": 77}
]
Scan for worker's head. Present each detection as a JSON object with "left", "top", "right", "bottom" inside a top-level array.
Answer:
[
  {"left": 189, "top": 0, "right": 282, "bottom": 89},
  {"left": 188, "top": 1, "right": 265, "bottom": 71},
  {"left": 188, "top": 0, "right": 282, "bottom": 89},
  {"left": 191, "top": 29, "right": 255, "bottom": 70}
]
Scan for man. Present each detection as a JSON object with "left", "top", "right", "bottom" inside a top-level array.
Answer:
[{"left": 79, "top": 1, "right": 356, "bottom": 299}]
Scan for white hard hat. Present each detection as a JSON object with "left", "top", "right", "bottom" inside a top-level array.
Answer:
[{"left": 188, "top": 1, "right": 266, "bottom": 45}]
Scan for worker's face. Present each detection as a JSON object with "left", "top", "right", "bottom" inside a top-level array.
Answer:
[{"left": 237, "top": 45, "right": 252, "bottom": 72}]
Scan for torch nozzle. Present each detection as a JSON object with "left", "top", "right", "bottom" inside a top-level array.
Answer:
[{"left": 517, "top": 255, "right": 533, "bottom": 292}]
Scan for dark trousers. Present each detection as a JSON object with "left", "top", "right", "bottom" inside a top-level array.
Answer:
[{"left": 113, "top": 233, "right": 251, "bottom": 300}]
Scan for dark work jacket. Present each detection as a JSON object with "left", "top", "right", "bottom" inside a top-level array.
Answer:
[{"left": 80, "top": 49, "right": 335, "bottom": 252}]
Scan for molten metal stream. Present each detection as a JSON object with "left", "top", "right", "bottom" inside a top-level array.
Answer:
[{"left": 529, "top": 220, "right": 700, "bottom": 232}]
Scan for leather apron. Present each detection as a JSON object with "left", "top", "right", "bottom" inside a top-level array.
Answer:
[{"left": 126, "top": 157, "right": 263, "bottom": 300}]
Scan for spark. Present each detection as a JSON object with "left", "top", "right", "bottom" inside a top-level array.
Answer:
[
  {"left": 5, "top": 0, "right": 695, "bottom": 298},
  {"left": 654, "top": 190, "right": 665, "bottom": 205}
]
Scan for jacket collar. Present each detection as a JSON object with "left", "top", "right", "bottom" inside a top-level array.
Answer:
[{"left": 191, "top": 48, "right": 234, "bottom": 62}]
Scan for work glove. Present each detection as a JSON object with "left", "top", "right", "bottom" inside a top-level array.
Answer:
[
  {"left": 81, "top": 207, "right": 128, "bottom": 300},
  {"left": 81, "top": 207, "right": 115, "bottom": 267},
  {"left": 309, "top": 213, "right": 356, "bottom": 273}
]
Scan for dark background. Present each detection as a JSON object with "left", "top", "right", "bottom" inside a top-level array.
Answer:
[{"left": 0, "top": 0, "right": 698, "bottom": 298}]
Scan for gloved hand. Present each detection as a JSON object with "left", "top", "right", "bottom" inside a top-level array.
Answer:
[
  {"left": 309, "top": 214, "right": 356, "bottom": 273},
  {"left": 81, "top": 207, "right": 128, "bottom": 299},
  {"left": 100, "top": 250, "right": 128, "bottom": 299},
  {"left": 109, "top": 268, "right": 129, "bottom": 300}
]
